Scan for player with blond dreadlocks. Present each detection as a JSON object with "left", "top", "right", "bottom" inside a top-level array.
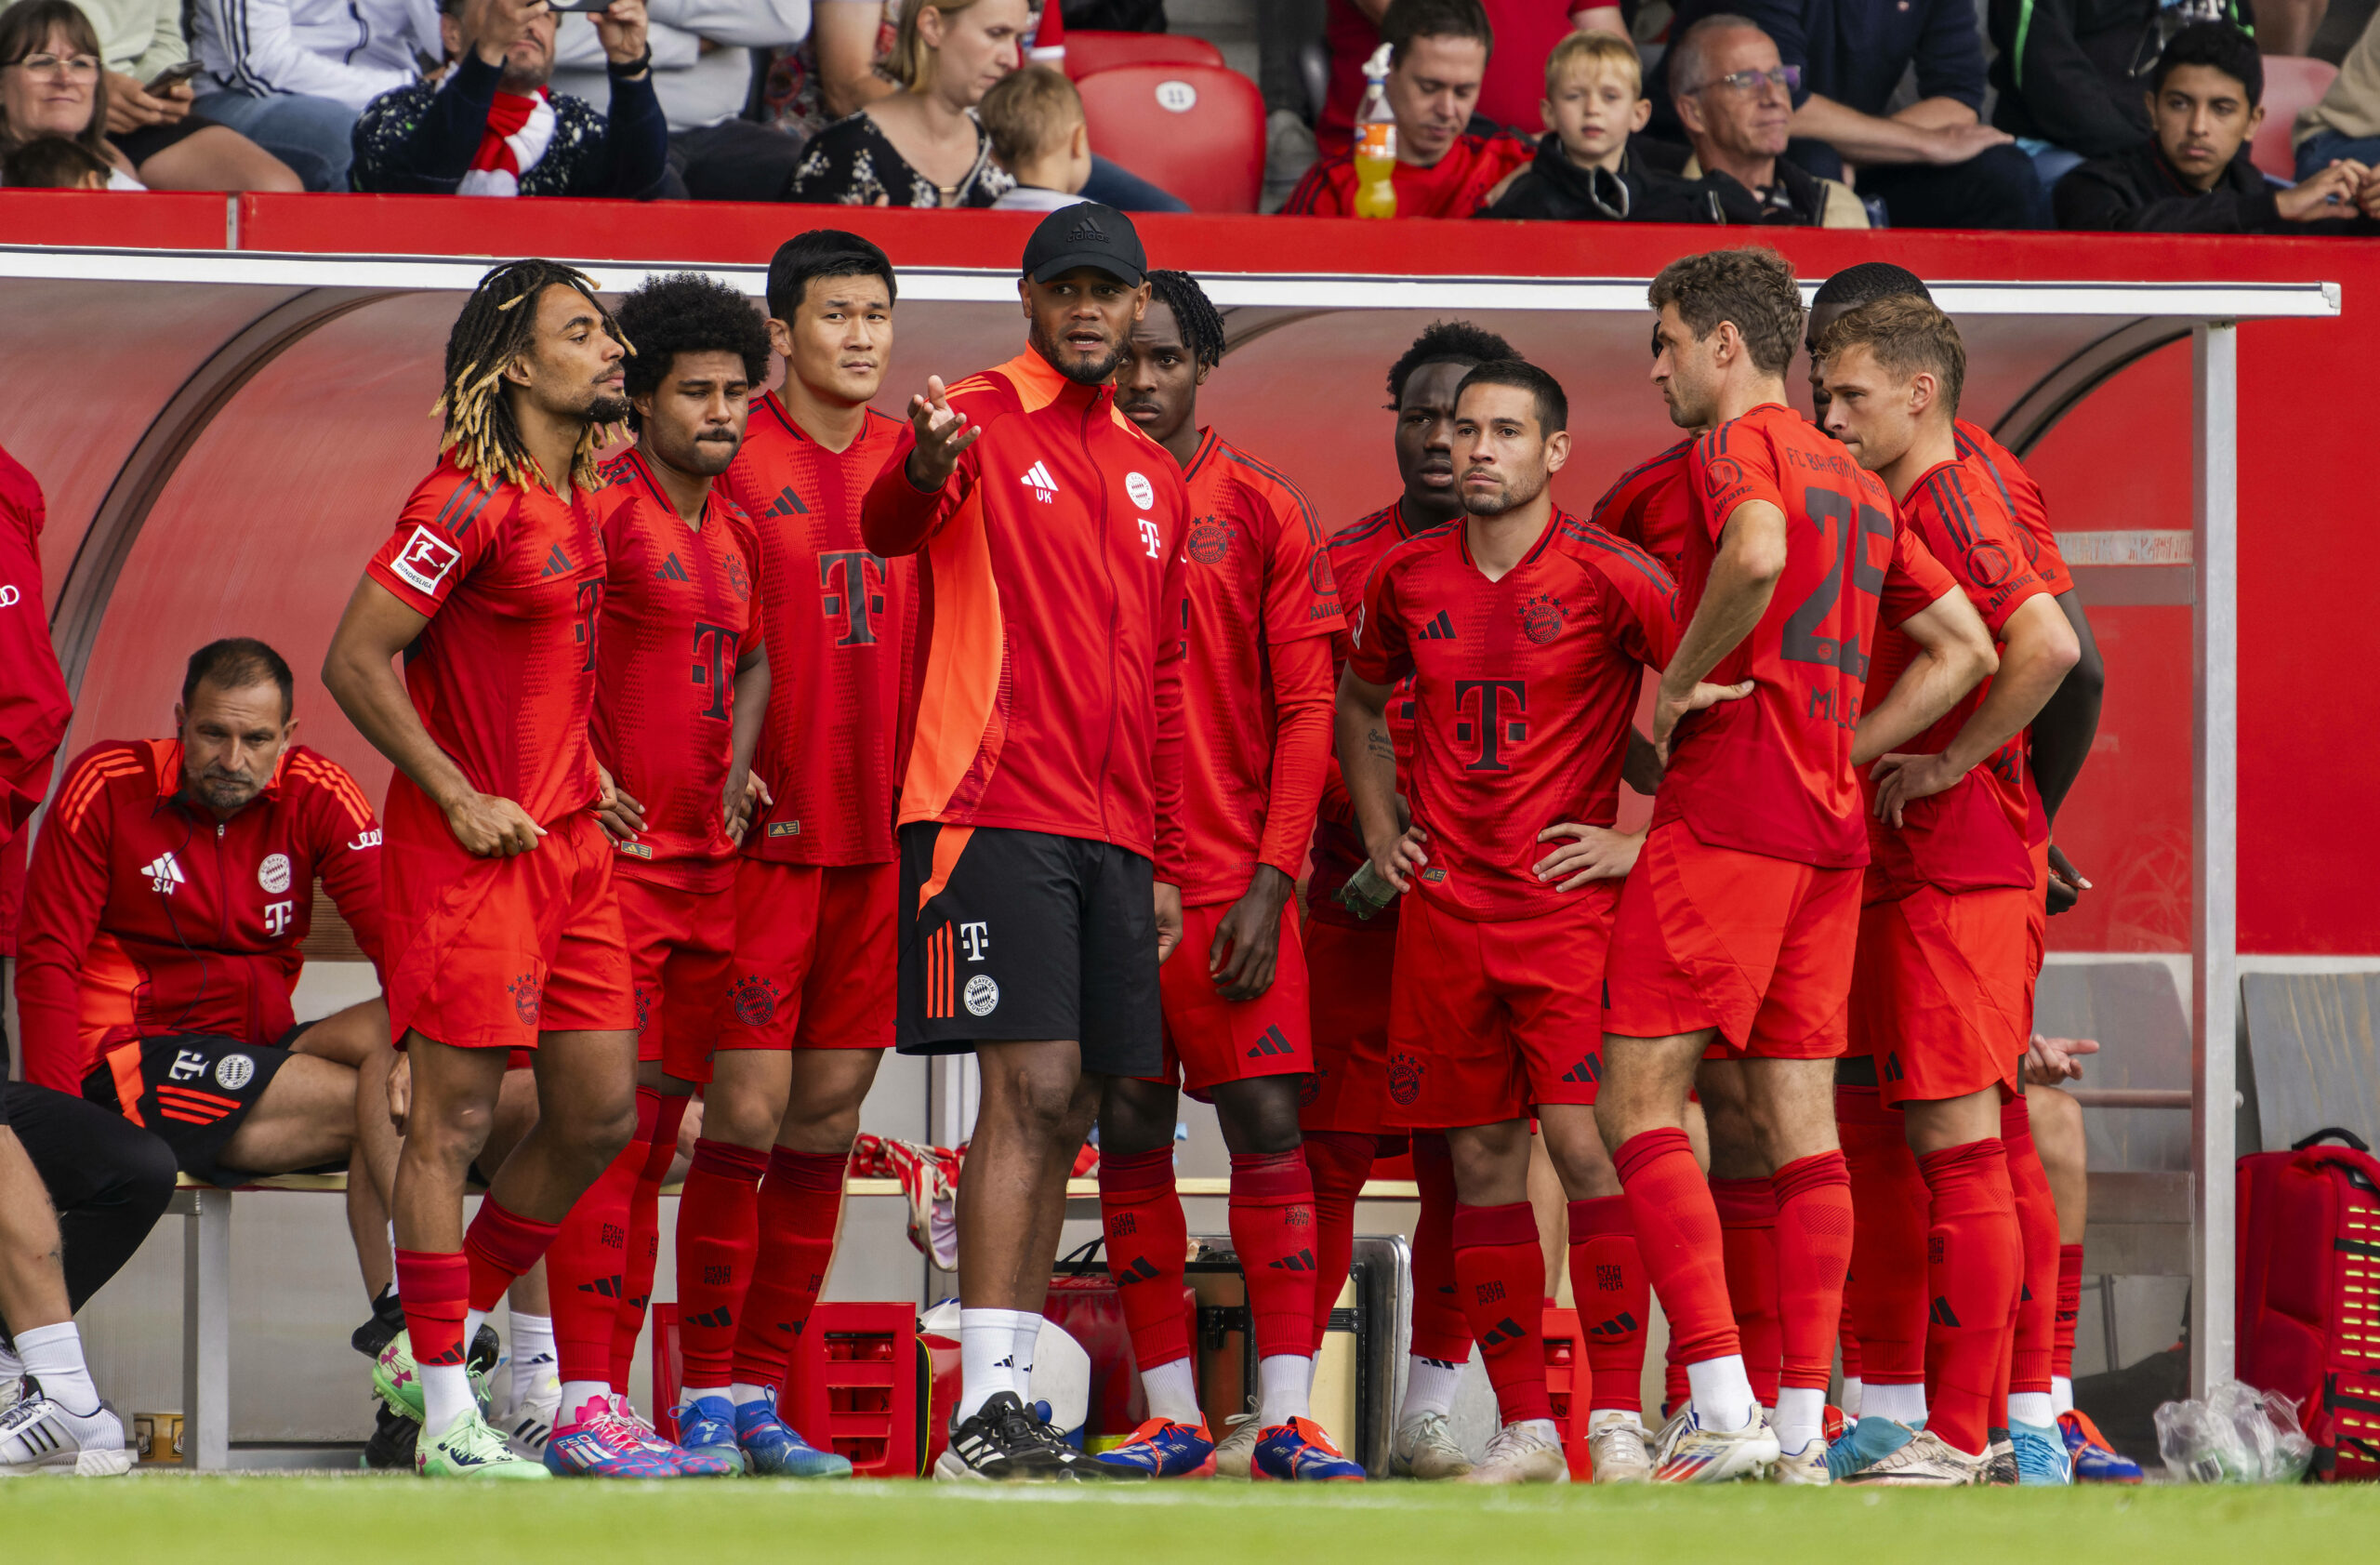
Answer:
[{"left": 324, "top": 259, "right": 677, "bottom": 1480}]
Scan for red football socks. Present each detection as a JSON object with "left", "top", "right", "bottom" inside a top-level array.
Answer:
[
  {"left": 1615, "top": 1128, "right": 1739, "bottom": 1369},
  {"left": 1839, "top": 1086, "right": 1928, "bottom": 1391},
  {"left": 1770, "top": 1149, "right": 1854, "bottom": 1395},
  {"left": 547, "top": 1133, "right": 642, "bottom": 1389},
  {"left": 1302, "top": 1131, "right": 1375, "bottom": 1354},
  {"left": 395, "top": 1248, "right": 470, "bottom": 1367},
  {"left": 675, "top": 1138, "right": 766, "bottom": 1388},
  {"left": 1712, "top": 1177, "right": 1782, "bottom": 1406},
  {"left": 604, "top": 1088, "right": 668, "bottom": 1389},
  {"left": 1452, "top": 1200, "right": 1554, "bottom": 1424},
  {"left": 464, "top": 1195, "right": 560, "bottom": 1313},
  {"left": 2054, "top": 1242, "right": 2083, "bottom": 1381},
  {"left": 1229, "top": 1149, "right": 1320, "bottom": 1360},
  {"left": 1916, "top": 1137, "right": 2021, "bottom": 1456},
  {"left": 1408, "top": 1134, "right": 1473, "bottom": 1363},
  {"left": 730, "top": 1146, "right": 849, "bottom": 1392},
  {"left": 1568, "top": 1195, "right": 1646, "bottom": 1414},
  {"left": 2002, "top": 1096, "right": 2062, "bottom": 1398},
  {"left": 1097, "top": 1147, "right": 1193, "bottom": 1370}
]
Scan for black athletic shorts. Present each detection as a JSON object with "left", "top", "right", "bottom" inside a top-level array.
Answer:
[
  {"left": 895, "top": 822, "right": 1160, "bottom": 1077},
  {"left": 1, "top": 1081, "right": 178, "bottom": 1325},
  {"left": 80, "top": 1024, "right": 313, "bottom": 1188}
]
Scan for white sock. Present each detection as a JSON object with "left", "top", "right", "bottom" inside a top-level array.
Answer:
[
  {"left": 2009, "top": 1391, "right": 2056, "bottom": 1428},
  {"left": 729, "top": 1382, "right": 771, "bottom": 1409},
  {"left": 559, "top": 1380, "right": 611, "bottom": 1427},
  {"left": 1842, "top": 1376, "right": 1863, "bottom": 1420},
  {"left": 1685, "top": 1355, "right": 1756, "bottom": 1433},
  {"left": 1140, "top": 1358, "right": 1200, "bottom": 1425},
  {"left": 420, "top": 1364, "right": 475, "bottom": 1437},
  {"left": 1399, "top": 1355, "right": 1466, "bottom": 1422},
  {"left": 1257, "top": 1354, "right": 1313, "bottom": 1426},
  {"left": 1774, "top": 1386, "right": 1824, "bottom": 1455},
  {"left": 1011, "top": 1313, "right": 1042, "bottom": 1399},
  {"left": 14, "top": 1322, "right": 98, "bottom": 1414},
  {"left": 1587, "top": 1407, "right": 1641, "bottom": 1430},
  {"left": 509, "top": 1311, "right": 555, "bottom": 1404},
  {"left": 386, "top": 1224, "right": 399, "bottom": 1291},
  {"left": 2051, "top": 1375, "right": 2075, "bottom": 1417},
  {"left": 0, "top": 1343, "right": 22, "bottom": 1388},
  {"left": 684, "top": 1384, "right": 731, "bottom": 1407},
  {"left": 1863, "top": 1380, "right": 1927, "bottom": 1426},
  {"left": 956, "top": 1307, "right": 1034, "bottom": 1423},
  {"left": 1517, "top": 1416, "right": 1561, "bottom": 1445},
  {"left": 463, "top": 1307, "right": 488, "bottom": 1347}
]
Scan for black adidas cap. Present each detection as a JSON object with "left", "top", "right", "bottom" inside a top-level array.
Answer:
[{"left": 1020, "top": 202, "right": 1146, "bottom": 288}]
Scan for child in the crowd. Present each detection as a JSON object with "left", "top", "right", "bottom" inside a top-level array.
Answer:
[
  {"left": 1486, "top": 30, "right": 1727, "bottom": 223},
  {"left": 3, "top": 135, "right": 113, "bottom": 190},
  {"left": 983, "top": 63, "right": 1095, "bottom": 213}
]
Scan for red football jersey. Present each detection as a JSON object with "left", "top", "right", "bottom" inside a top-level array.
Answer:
[
  {"left": 1282, "top": 132, "right": 1533, "bottom": 219},
  {"left": 589, "top": 449, "right": 764, "bottom": 893},
  {"left": 1863, "top": 455, "right": 2055, "bottom": 899},
  {"left": 366, "top": 462, "right": 605, "bottom": 829},
  {"left": 1174, "top": 431, "right": 1344, "bottom": 906},
  {"left": 720, "top": 395, "right": 910, "bottom": 868},
  {"left": 1588, "top": 437, "right": 1698, "bottom": 577},
  {"left": 1652, "top": 404, "right": 1960, "bottom": 869},
  {"left": 1309, "top": 498, "right": 1427, "bottom": 930},
  {"left": 0, "top": 441, "right": 72, "bottom": 955},
  {"left": 1350, "top": 509, "right": 1682, "bottom": 922},
  {"left": 1955, "top": 418, "right": 2072, "bottom": 597}
]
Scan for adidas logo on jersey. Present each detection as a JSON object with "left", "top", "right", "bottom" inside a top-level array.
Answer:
[
  {"left": 542, "top": 544, "right": 574, "bottom": 577},
  {"left": 144, "top": 851, "right": 185, "bottom": 895},
  {"left": 1418, "top": 610, "right": 1457, "bottom": 640},
  {"left": 765, "top": 485, "right": 808, "bottom": 518},
  {"left": 1020, "top": 461, "right": 1059, "bottom": 503},
  {"left": 655, "top": 552, "right": 690, "bottom": 583},
  {"left": 1244, "top": 1025, "right": 1295, "bottom": 1060}
]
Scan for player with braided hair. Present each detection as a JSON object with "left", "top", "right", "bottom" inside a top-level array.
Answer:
[
  {"left": 1092, "top": 269, "right": 1360, "bottom": 1482},
  {"left": 324, "top": 259, "right": 651, "bottom": 1479}
]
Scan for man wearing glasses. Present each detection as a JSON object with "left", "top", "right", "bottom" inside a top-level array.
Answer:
[{"left": 1669, "top": 18, "right": 1868, "bottom": 228}]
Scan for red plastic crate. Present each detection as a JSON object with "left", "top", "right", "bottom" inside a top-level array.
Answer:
[
  {"left": 782, "top": 1303, "right": 922, "bottom": 1478},
  {"left": 1540, "top": 1306, "right": 1593, "bottom": 1480}
]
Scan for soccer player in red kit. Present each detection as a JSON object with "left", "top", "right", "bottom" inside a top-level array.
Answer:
[
  {"left": 1342, "top": 361, "right": 1691, "bottom": 1484},
  {"left": 1086, "top": 272, "right": 1355, "bottom": 1482},
  {"left": 323, "top": 260, "right": 644, "bottom": 1481},
  {"left": 1817, "top": 300, "right": 2082, "bottom": 1485},
  {"left": 677, "top": 232, "right": 906, "bottom": 1479},
  {"left": 569, "top": 272, "right": 775, "bottom": 1477},
  {"left": 1307, "top": 321, "right": 1514, "bottom": 1481},
  {"left": 1595, "top": 247, "right": 1998, "bottom": 1484}
]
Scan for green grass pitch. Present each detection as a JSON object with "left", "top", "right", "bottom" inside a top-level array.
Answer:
[{"left": 6, "top": 1478, "right": 2378, "bottom": 1564}]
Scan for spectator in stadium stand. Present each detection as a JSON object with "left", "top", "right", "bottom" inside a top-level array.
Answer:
[
  {"left": 1667, "top": 17, "right": 1868, "bottom": 228},
  {"left": 1986, "top": 0, "right": 2255, "bottom": 193},
  {"left": 980, "top": 60, "right": 1088, "bottom": 209},
  {"left": 350, "top": 0, "right": 668, "bottom": 197},
  {"left": 548, "top": 0, "right": 811, "bottom": 202},
  {"left": 2056, "top": 20, "right": 2380, "bottom": 230},
  {"left": 1316, "top": 0, "right": 1622, "bottom": 151},
  {"left": 0, "top": 0, "right": 300, "bottom": 191},
  {"left": 1486, "top": 27, "right": 1747, "bottom": 221},
  {"left": 785, "top": 0, "right": 1022, "bottom": 203},
  {"left": 1667, "top": 0, "right": 2041, "bottom": 228},
  {"left": 1284, "top": 0, "right": 1533, "bottom": 219},
  {"left": 2294, "top": 5, "right": 2380, "bottom": 179},
  {"left": 187, "top": 0, "right": 437, "bottom": 191},
  {"left": 0, "top": 126, "right": 106, "bottom": 179}
]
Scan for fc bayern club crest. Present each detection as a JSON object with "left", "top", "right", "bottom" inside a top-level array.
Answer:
[
  {"left": 731, "top": 975, "right": 780, "bottom": 1027},
  {"left": 1387, "top": 1050, "right": 1424, "bottom": 1107},
  {"left": 507, "top": 972, "right": 542, "bottom": 1026},
  {"left": 1521, "top": 592, "right": 1566, "bottom": 644},
  {"left": 1187, "top": 518, "right": 1231, "bottom": 564}
]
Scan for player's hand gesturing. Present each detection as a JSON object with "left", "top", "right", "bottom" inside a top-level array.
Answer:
[
  {"left": 1532, "top": 823, "right": 1645, "bottom": 892},
  {"left": 1869, "top": 749, "right": 1965, "bottom": 827},
  {"left": 2025, "top": 1031, "right": 2098, "bottom": 1086},
  {"left": 1649, "top": 674, "right": 1754, "bottom": 764},
  {"left": 904, "top": 376, "right": 980, "bottom": 492},
  {"left": 444, "top": 789, "right": 545, "bottom": 856}
]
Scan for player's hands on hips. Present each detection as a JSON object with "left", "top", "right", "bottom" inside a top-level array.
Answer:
[
  {"left": 595, "top": 0, "right": 649, "bottom": 66},
  {"left": 1869, "top": 749, "right": 1964, "bottom": 827},
  {"left": 1650, "top": 673, "right": 1754, "bottom": 763},
  {"left": 1532, "top": 822, "right": 1645, "bottom": 892},
  {"left": 1153, "top": 881, "right": 1183, "bottom": 965},
  {"left": 386, "top": 1052, "right": 412, "bottom": 1135},
  {"left": 444, "top": 789, "right": 545, "bottom": 856},
  {"left": 904, "top": 376, "right": 979, "bottom": 491},
  {"left": 1210, "top": 865, "right": 1292, "bottom": 1001},
  {"left": 721, "top": 767, "right": 770, "bottom": 844},
  {"left": 2045, "top": 842, "right": 2091, "bottom": 915},
  {"left": 2025, "top": 1031, "right": 2098, "bottom": 1086},
  {"left": 1365, "top": 822, "right": 1430, "bottom": 895},
  {"left": 594, "top": 764, "right": 645, "bottom": 845}
]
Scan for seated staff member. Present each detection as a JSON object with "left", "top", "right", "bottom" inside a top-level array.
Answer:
[{"left": 14, "top": 640, "right": 401, "bottom": 1313}]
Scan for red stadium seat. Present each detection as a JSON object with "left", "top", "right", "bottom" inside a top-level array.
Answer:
[
  {"left": 1060, "top": 30, "right": 1225, "bottom": 80},
  {"left": 2253, "top": 56, "right": 2338, "bottom": 181},
  {"left": 1076, "top": 62, "right": 1265, "bottom": 214}
]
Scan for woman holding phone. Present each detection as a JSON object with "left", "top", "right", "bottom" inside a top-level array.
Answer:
[{"left": 0, "top": 0, "right": 301, "bottom": 188}]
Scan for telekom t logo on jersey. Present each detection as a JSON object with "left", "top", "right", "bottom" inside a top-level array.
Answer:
[
  {"left": 1452, "top": 680, "right": 1527, "bottom": 773},
  {"left": 819, "top": 550, "right": 888, "bottom": 647},
  {"left": 1137, "top": 520, "right": 1162, "bottom": 559},
  {"left": 959, "top": 922, "right": 989, "bottom": 961}
]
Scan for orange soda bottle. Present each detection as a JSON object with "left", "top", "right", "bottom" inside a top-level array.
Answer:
[{"left": 1353, "top": 44, "right": 1396, "bottom": 219}]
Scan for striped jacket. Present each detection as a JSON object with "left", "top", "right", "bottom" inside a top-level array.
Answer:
[{"left": 192, "top": 0, "right": 435, "bottom": 114}]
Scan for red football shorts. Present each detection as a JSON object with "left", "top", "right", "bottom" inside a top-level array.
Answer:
[
  {"left": 1602, "top": 821, "right": 1860, "bottom": 1059},
  {"left": 616, "top": 874, "right": 734, "bottom": 1072},
  {"left": 1850, "top": 885, "right": 2030, "bottom": 1107},
  {"left": 1383, "top": 884, "right": 1616, "bottom": 1131},
  {"left": 703, "top": 859, "right": 896, "bottom": 1078},
  {"left": 1152, "top": 900, "right": 1312, "bottom": 1095},
  {"left": 384, "top": 808, "right": 634, "bottom": 1050},
  {"left": 2026, "top": 838, "right": 2051, "bottom": 986},
  {"left": 1302, "top": 915, "right": 1395, "bottom": 1135}
]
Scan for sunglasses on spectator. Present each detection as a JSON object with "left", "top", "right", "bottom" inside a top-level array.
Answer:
[
  {"left": 4, "top": 53, "right": 102, "bottom": 80},
  {"left": 1694, "top": 65, "right": 1801, "bottom": 96}
]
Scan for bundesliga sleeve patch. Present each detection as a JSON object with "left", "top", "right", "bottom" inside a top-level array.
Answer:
[{"left": 390, "top": 525, "right": 463, "bottom": 595}]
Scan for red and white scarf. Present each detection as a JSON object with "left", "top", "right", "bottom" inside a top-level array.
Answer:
[{"left": 458, "top": 86, "right": 557, "bottom": 197}]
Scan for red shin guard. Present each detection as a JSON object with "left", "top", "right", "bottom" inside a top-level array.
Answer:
[
  {"left": 1839, "top": 1086, "right": 1928, "bottom": 1389},
  {"left": 1300, "top": 1131, "right": 1374, "bottom": 1355},
  {"left": 1568, "top": 1196, "right": 1646, "bottom": 1413},
  {"left": 729, "top": 1146, "right": 849, "bottom": 1391},
  {"left": 464, "top": 1196, "right": 561, "bottom": 1313},
  {"left": 1098, "top": 1147, "right": 1194, "bottom": 1370},
  {"left": 604, "top": 1088, "right": 669, "bottom": 1388},
  {"left": 1770, "top": 1150, "right": 1853, "bottom": 1394},
  {"left": 1409, "top": 1134, "right": 1473, "bottom": 1363},
  {"left": 1712, "top": 1177, "right": 1782, "bottom": 1406},
  {"left": 1614, "top": 1128, "right": 1739, "bottom": 1369},
  {"left": 1453, "top": 1201, "right": 1554, "bottom": 1424},
  {"left": 549, "top": 1134, "right": 643, "bottom": 1388},
  {"left": 2001, "top": 1097, "right": 2062, "bottom": 1397},
  {"left": 675, "top": 1138, "right": 766, "bottom": 1387},
  {"left": 1916, "top": 1137, "right": 2021, "bottom": 1456},
  {"left": 396, "top": 1248, "right": 470, "bottom": 1367},
  {"left": 2054, "top": 1243, "right": 2083, "bottom": 1381},
  {"left": 1230, "top": 1149, "right": 1320, "bottom": 1360}
]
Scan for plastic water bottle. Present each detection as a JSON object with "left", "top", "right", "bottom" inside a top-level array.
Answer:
[{"left": 1353, "top": 44, "right": 1397, "bottom": 219}]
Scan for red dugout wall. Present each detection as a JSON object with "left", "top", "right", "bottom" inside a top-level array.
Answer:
[{"left": 0, "top": 194, "right": 2357, "bottom": 954}]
